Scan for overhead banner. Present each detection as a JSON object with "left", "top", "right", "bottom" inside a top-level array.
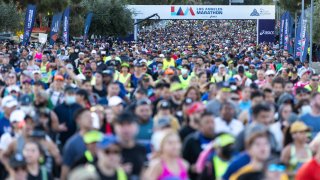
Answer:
[
  {"left": 23, "top": 4, "right": 37, "bottom": 46},
  {"left": 128, "top": 5, "right": 275, "bottom": 20},
  {"left": 62, "top": 7, "right": 70, "bottom": 46},
  {"left": 258, "top": 19, "right": 275, "bottom": 43},
  {"left": 49, "top": 13, "right": 62, "bottom": 45},
  {"left": 84, "top": 12, "right": 93, "bottom": 41}
]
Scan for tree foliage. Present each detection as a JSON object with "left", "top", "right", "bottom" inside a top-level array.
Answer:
[
  {"left": 279, "top": 0, "right": 311, "bottom": 13},
  {"left": 84, "top": 0, "right": 133, "bottom": 37},
  {"left": 313, "top": 0, "right": 320, "bottom": 43},
  {"left": 0, "top": 1, "right": 23, "bottom": 32},
  {"left": 2, "top": 0, "right": 67, "bottom": 13},
  {"left": 128, "top": 0, "right": 263, "bottom": 5},
  {"left": 68, "top": 0, "right": 86, "bottom": 36},
  {"left": 1, "top": 0, "right": 133, "bottom": 37}
]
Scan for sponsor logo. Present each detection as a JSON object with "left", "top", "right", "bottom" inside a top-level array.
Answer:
[
  {"left": 171, "top": 6, "right": 195, "bottom": 16},
  {"left": 259, "top": 8, "right": 272, "bottom": 16},
  {"left": 52, "top": 21, "right": 60, "bottom": 33},
  {"left": 259, "top": 30, "right": 274, "bottom": 36},
  {"left": 250, "top": 9, "right": 260, "bottom": 16}
]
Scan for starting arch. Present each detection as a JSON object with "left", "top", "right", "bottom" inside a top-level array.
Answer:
[{"left": 128, "top": 5, "right": 275, "bottom": 43}]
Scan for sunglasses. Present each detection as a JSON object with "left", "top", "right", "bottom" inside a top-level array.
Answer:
[
  {"left": 268, "top": 74, "right": 275, "bottom": 77},
  {"left": 104, "top": 149, "right": 121, "bottom": 155},
  {"left": 14, "top": 166, "right": 27, "bottom": 171},
  {"left": 311, "top": 78, "right": 319, "bottom": 81},
  {"left": 231, "top": 97, "right": 240, "bottom": 101}
]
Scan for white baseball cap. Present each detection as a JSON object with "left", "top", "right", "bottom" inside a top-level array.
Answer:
[
  {"left": 7, "top": 85, "right": 20, "bottom": 93},
  {"left": 108, "top": 96, "right": 123, "bottom": 107},
  {"left": 2, "top": 96, "right": 18, "bottom": 108},
  {"left": 10, "top": 110, "right": 26, "bottom": 123},
  {"left": 265, "top": 70, "right": 276, "bottom": 76}
]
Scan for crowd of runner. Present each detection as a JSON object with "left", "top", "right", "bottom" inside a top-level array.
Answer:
[{"left": 0, "top": 20, "right": 320, "bottom": 180}]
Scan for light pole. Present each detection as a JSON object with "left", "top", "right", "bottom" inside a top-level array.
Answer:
[
  {"left": 310, "top": 0, "right": 313, "bottom": 63},
  {"left": 300, "top": 0, "right": 304, "bottom": 61}
]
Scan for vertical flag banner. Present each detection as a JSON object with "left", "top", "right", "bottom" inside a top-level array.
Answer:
[
  {"left": 283, "top": 12, "right": 292, "bottom": 51},
  {"left": 294, "top": 16, "right": 301, "bottom": 58},
  {"left": 23, "top": 4, "right": 37, "bottom": 46},
  {"left": 295, "top": 15, "right": 309, "bottom": 62},
  {"left": 258, "top": 19, "right": 275, "bottom": 43},
  {"left": 84, "top": 12, "right": 93, "bottom": 41},
  {"left": 289, "top": 14, "right": 295, "bottom": 54},
  {"left": 49, "top": 13, "right": 63, "bottom": 45},
  {"left": 62, "top": 7, "right": 70, "bottom": 46},
  {"left": 279, "top": 12, "right": 286, "bottom": 47}
]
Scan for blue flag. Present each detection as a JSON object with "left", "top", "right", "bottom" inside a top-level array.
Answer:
[
  {"left": 258, "top": 20, "right": 275, "bottom": 43},
  {"left": 295, "top": 15, "right": 309, "bottom": 62},
  {"left": 279, "top": 12, "right": 286, "bottom": 47},
  {"left": 84, "top": 12, "right": 93, "bottom": 41},
  {"left": 49, "top": 13, "right": 63, "bottom": 45},
  {"left": 22, "top": 4, "right": 37, "bottom": 46},
  {"left": 289, "top": 15, "right": 295, "bottom": 54},
  {"left": 62, "top": 7, "right": 70, "bottom": 46},
  {"left": 283, "top": 12, "right": 293, "bottom": 51}
]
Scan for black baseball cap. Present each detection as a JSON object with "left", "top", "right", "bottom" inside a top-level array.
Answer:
[
  {"left": 183, "top": 98, "right": 193, "bottom": 105},
  {"left": 64, "top": 86, "right": 76, "bottom": 94},
  {"left": 9, "top": 153, "right": 26, "bottom": 169},
  {"left": 102, "top": 69, "right": 114, "bottom": 76},
  {"left": 158, "top": 100, "right": 171, "bottom": 109},
  {"left": 34, "top": 80, "right": 46, "bottom": 88},
  {"left": 136, "top": 98, "right": 151, "bottom": 106},
  {"left": 134, "top": 62, "right": 143, "bottom": 67},
  {"left": 26, "top": 55, "right": 33, "bottom": 61},
  {"left": 154, "top": 116, "right": 171, "bottom": 129},
  {"left": 114, "top": 112, "right": 138, "bottom": 124}
]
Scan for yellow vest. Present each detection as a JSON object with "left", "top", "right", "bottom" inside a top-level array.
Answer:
[
  {"left": 116, "top": 168, "right": 127, "bottom": 180},
  {"left": 91, "top": 76, "right": 96, "bottom": 86},
  {"left": 211, "top": 74, "right": 230, "bottom": 83},
  {"left": 84, "top": 150, "right": 94, "bottom": 163},
  {"left": 305, "top": 84, "right": 320, "bottom": 92},
  {"left": 179, "top": 75, "right": 191, "bottom": 89},
  {"left": 213, "top": 155, "right": 229, "bottom": 179},
  {"left": 163, "top": 58, "right": 175, "bottom": 70},
  {"left": 40, "top": 62, "right": 49, "bottom": 83},
  {"left": 118, "top": 73, "right": 131, "bottom": 86}
]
